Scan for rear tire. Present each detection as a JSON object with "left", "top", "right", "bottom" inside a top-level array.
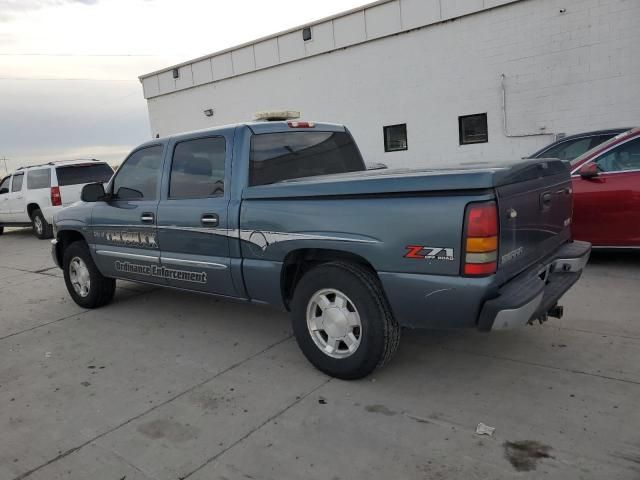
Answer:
[
  {"left": 291, "top": 261, "right": 400, "bottom": 380},
  {"left": 63, "top": 241, "right": 116, "bottom": 308},
  {"left": 32, "top": 209, "right": 53, "bottom": 239}
]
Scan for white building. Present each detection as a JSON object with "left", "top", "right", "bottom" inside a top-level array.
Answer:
[{"left": 139, "top": 0, "right": 640, "bottom": 168}]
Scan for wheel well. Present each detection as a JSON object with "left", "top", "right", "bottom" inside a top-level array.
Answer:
[
  {"left": 281, "top": 248, "right": 378, "bottom": 309},
  {"left": 55, "top": 230, "right": 86, "bottom": 265},
  {"left": 27, "top": 203, "right": 40, "bottom": 219}
]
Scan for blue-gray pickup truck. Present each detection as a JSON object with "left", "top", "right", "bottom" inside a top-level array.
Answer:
[{"left": 52, "top": 119, "right": 591, "bottom": 379}]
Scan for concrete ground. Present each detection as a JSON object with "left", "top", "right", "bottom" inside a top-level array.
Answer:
[{"left": 1, "top": 227, "right": 639, "bottom": 480}]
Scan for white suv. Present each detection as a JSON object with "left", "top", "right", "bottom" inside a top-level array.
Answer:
[{"left": 0, "top": 159, "right": 113, "bottom": 239}]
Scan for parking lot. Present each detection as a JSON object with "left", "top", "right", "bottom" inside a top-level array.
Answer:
[{"left": 0, "top": 228, "right": 639, "bottom": 480}]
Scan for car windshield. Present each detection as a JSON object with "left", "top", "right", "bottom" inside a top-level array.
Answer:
[{"left": 570, "top": 129, "right": 638, "bottom": 166}]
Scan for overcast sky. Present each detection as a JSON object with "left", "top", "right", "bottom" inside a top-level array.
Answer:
[{"left": 0, "top": 0, "right": 368, "bottom": 171}]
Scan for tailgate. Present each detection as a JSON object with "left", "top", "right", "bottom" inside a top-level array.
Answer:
[
  {"left": 59, "top": 184, "right": 84, "bottom": 206},
  {"left": 496, "top": 161, "right": 573, "bottom": 281},
  {"left": 55, "top": 163, "right": 114, "bottom": 206}
]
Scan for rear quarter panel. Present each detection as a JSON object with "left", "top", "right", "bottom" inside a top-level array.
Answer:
[{"left": 240, "top": 191, "right": 495, "bottom": 326}]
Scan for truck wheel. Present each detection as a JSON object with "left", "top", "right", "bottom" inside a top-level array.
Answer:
[
  {"left": 0, "top": 226, "right": 3, "bottom": 235},
  {"left": 291, "top": 261, "right": 400, "bottom": 380},
  {"left": 63, "top": 241, "right": 116, "bottom": 309},
  {"left": 32, "top": 209, "right": 53, "bottom": 239}
]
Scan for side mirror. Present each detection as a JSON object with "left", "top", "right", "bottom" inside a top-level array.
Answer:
[
  {"left": 0, "top": 187, "right": 8, "bottom": 195},
  {"left": 81, "top": 183, "right": 106, "bottom": 202},
  {"left": 578, "top": 163, "right": 599, "bottom": 179}
]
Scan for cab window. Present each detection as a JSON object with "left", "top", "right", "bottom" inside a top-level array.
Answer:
[
  {"left": 594, "top": 138, "right": 640, "bottom": 173},
  {"left": 249, "top": 131, "right": 365, "bottom": 186},
  {"left": 169, "top": 137, "right": 226, "bottom": 199},
  {"left": 0, "top": 177, "right": 10, "bottom": 194},
  {"left": 112, "top": 145, "right": 164, "bottom": 200},
  {"left": 11, "top": 173, "right": 24, "bottom": 192}
]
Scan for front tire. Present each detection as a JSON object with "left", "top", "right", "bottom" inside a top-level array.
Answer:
[
  {"left": 63, "top": 241, "right": 116, "bottom": 308},
  {"left": 32, "top": 209, "right": 53, "bottom": 239},
  {"left": 291, "top": 261, "right": 400, "bottom": 380}
]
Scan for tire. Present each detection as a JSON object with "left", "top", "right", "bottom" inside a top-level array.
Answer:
[
  {"left": 0, "top": 226, "right": 4, "bottom": 235},
  {"left": 291, "top": 261, "right": 400, "bottom": 380},
  {"left": 63, "top": 241, "right": 116, "bottom": 309},
  {"left": 32, "top": 209, "right": 53, "bottom": 239}
]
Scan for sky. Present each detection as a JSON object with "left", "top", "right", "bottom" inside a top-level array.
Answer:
[{"left": 0, "top": 0, "right": 368, "bottom": 171}]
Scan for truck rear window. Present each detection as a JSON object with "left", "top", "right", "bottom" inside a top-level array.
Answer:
[
  {"left": 56, "top": 164, "right": 113, "bottom": 186},
  {"left": 249, "top": 131, "right": 366, "bottom": 186}
]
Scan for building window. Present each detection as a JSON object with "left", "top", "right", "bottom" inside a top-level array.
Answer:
[
  {"left": 302, "top": 27, "right": 312, "bottom": 41},
  {"left": 172, "top": 68, "right": 180, "bottom": 79},
  {"left": 459, "top": 113, "right": 488, "bottom": 145},
  {"left": 384, "top": 124, "right": 408, "bottom": 152}
]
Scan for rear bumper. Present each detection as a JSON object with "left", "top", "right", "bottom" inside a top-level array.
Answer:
[{"left": 477, "top": 240, "right": 591, "bottom": 331}]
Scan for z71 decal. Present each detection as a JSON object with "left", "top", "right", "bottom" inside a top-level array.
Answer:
[{"left": 404, "top": 245, "right": 455, "bottom": 261}]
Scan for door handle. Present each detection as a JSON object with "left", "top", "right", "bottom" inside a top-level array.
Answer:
[
  {"left": 141, "top": 212, "right": 155, "bottom": 224},
  {"left": 201, "top": 214, "right": 219, "bottom": 227}
]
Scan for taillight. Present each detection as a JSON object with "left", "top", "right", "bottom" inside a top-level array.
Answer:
[
  {"left": 287, "top": 121, "right": 315, "bottom": 128},
  {"left": 463, "top": 201, "right": 498, "bottom": 276},
  {"left": 51, "top": 186, "right": 62, "bottom": 206}
]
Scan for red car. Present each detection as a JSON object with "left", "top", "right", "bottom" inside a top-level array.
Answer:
[{"left": 570, "top": 128, "right": 640, "bottom": 248}]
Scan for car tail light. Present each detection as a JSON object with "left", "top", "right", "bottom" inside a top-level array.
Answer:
[
  {"left": 51, "top": 186, "right": 62, "bottom": 206},
  {"left": 463, "top": 201, "right": 498, "bottom": 276},
  {"left": 287, "top": 121, "right": 315, "bottom": 128}
]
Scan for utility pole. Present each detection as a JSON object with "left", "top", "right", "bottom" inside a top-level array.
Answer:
[{"left": 1, "top": 157, "right": 8, "bottom": 175}]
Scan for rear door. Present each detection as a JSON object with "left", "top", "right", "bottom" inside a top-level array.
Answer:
[
  {"left": 55, "top": 163, "right": 114, "bottom": 206},
  {"left": 495, "top": 160, "right": 573, "bottom": 281},
  {"left": 572, "top": 136, "right": 640, "bottom": 246},
  {"left": 156, "top": 134, "right": 237, "bottom": 296},
  {"left": 91, "top": 145, "right": 166, "bottom": 284}
]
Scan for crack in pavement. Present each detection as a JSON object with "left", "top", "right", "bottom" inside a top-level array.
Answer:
[
  {"left": 12, "top": 334, "right": 295, "bottom": 480},
  {"left": 435, "top": 344, "right": 640, "bottom": 386},
  {"left": 181, "top": 376, "right": 332, "bottom": 479},
  {"left": 0, "top": 287, "right": 158, "bottom": 341}
]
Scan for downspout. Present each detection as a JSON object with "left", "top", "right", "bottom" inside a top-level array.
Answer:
[{"left": 500, "top": 73, "right": 555, "bottom": 138}]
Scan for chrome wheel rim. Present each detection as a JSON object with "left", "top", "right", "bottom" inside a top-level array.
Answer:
[
  {"left": 306, "top": 288, "right": 362, "bottom": 359},
  {"left": 34, "top": 216, "right": 43, "bottom": 235},
  {"left": 69, "top": 257, "right": 91, "bottom": 298}
]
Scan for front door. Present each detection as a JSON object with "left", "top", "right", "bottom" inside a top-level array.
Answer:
[
  {"left": 156, "top": 134, "right": 237, "bottom": 296},
  {"left": 573, "top": 137, "right": 640, "bottom": 246},
  {"left": 7, "top": 173, "right": 25, "bottom": 222},
  {"left": 0, "top": 176, "right": 11, "bottom": 223},
  {"left": 91, "top": 144, "right": 167, "bottom": 284}
]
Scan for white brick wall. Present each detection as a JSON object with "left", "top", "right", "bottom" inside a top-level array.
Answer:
[{"left": 144, "top": 0, "right": 640, "bottom": 168}]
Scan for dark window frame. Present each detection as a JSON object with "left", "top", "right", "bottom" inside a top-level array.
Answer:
[
  {"left": 458, "top": 113, "right": 488, "bottom": 145},
  {"left": 383, "top": 124, "right": 408, "bottom": 153},
  {"left": 168, "top": 135, "right": 227, "bottom": 200},
  {"left": 111, "top": 144, "right": 164, "bottom": 202},
  {"left": 11, "top": 173, "right": 24, "bottom": 192}
]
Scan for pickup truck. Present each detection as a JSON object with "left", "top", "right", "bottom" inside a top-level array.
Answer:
[{"left": 51, "top": 118, "right": 591, "bottom": 379}]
